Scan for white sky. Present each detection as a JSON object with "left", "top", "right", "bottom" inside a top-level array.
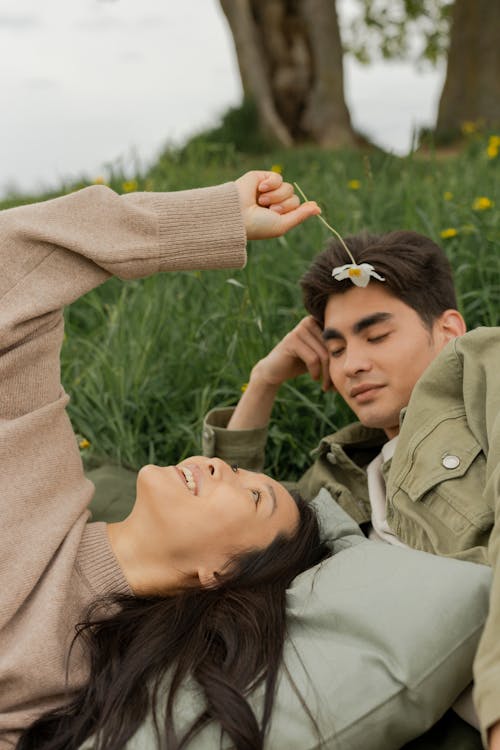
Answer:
[{"left": 0, "top": 0, "right": 445, "bottom": 197}]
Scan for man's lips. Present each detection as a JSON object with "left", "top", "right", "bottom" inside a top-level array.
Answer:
[{"left": 350, "top": 384, "right": 385, "bottom": 401}]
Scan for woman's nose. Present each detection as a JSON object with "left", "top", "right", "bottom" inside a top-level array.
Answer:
[{"left": 205, "top": 457, "right": 229, "bottom": 480}]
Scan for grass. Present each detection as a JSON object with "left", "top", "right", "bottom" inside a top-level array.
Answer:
[{"left": 2, "top": 126, "right": 499, "bottom": 480}]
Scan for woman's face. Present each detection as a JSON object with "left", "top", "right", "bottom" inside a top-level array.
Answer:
[{"left": 125, "top": 457, "right": 299, "bottom": 592}]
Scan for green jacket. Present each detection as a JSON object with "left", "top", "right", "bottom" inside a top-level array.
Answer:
[{"left": 202, "top": 327, "right": 500, "bottom": 742}]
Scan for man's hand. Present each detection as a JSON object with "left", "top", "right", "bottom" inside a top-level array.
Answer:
[
  {"left": 235, "top": 171, "right": 320, "bottom": 240},
  {"left": 254, "top": 316, "right": 332, "bottom": 392},
  {"left": 227, "top": 316, "right": 331, "bottom": 431},
  {"left": 489, "top": 720, "right": 500, "bottom": 749}
]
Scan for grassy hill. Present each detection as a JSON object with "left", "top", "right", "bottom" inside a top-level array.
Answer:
[{"left": 2, "top": 125, "right": 498, "bottom": 477}]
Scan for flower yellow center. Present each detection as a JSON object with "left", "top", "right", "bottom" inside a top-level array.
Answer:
[{"left": 348, "top": 267, "right": 362, "bottom": 277}]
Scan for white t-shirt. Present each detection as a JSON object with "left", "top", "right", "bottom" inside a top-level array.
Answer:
[{"left": 366, "top": 436, "right": 408, "bottom": 547}]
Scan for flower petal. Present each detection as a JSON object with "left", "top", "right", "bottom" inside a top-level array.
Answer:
[
  {"left": 351, "top": 272, "right": 371, "bottom": 287},
  {"left": 331, "top": 264, "right": 353, "bottom": 275},
  {"left": 332, "top": 269, "right": 350, "bottom": 281},
  {"left": 331, "top": 262, "right": 385, "bottom": 287}
]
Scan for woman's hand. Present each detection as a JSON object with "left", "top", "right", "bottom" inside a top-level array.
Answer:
[{"left": 235, "top": 171, "right": 320, "bottom": 240}]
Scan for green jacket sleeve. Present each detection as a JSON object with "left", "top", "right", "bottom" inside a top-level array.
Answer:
[
  {"left": 202, "top": 407, "right": 269, "bottom": 472},
  {"left": 460, "top": 329, "right": 500, "bottom": 742}
]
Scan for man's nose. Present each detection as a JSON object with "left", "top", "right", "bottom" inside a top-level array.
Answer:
[{"left": 342, "top": 344, "right": 372, "bottom": 377}]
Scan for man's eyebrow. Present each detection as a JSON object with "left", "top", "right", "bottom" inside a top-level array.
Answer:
[
  {"left": 266, "top": 484, "right": 277, "bottom": 516},
  {"left": 323, "top": 312, "right": 394, "bottom": 341}
]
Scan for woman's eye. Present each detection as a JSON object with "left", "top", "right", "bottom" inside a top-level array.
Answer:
[
  {"left": 368, "top": 333, "right": 389, "bottom": 343},
  {"left": 230, "top": 463, "right": 239, "bottom": 473},
  {"left": 251, "top": 489, "right": 261, "bottom": 505}
]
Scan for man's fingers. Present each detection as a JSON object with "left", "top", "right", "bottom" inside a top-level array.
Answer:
[
  {"left": 321, "top": 363, "right": 333, "bottom": 391},
  {"left": 296, "top": 317, "right": 332, "bottom": 391},
  {"left": 292, "top": 324, "right": 330, "bottom": 383}
]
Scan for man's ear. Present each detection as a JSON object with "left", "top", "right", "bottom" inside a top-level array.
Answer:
[{"left": 434, "top": 309, "right": 467, "bottom": 345}]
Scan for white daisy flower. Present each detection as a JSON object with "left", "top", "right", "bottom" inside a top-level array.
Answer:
[
  {"left": 292, "top": 182, "right": 386, "bottom": 289},
  {"left": 332, "top": 263, "right": 385, "bottom": 288}
]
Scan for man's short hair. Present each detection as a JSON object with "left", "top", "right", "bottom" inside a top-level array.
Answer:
[{"left": 300, "top": 230, "right": 458, "bottom": 328}]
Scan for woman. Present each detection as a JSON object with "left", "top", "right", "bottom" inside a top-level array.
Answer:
[{"left": 0, "top": 171, "right": 324, "bottom": 750}]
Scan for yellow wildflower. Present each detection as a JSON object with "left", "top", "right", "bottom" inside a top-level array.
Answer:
[
  {"left": 443, "top": 191, "right": 453, "bottom": 201},
  {"left": 241, "top": 382, "right": 248, "bottom": 393},
  {"left": 79, "top": 438, "right": 90, "bottom": 450},
  {"left": 348, "top": 179, "right": 361, "bottom": 190},
  {"left": 461, "top": 121, "right": 478, "bottom": 135},
  {"left": 93, "top": 176, "right": 105, "bottom": 185},
  {"left": 122, "top": 179, "right": 138, "bottom": 193},
  {"left": 489, "top": 135, "right": 500, "bottom": 148},
  {"left": 271, "top": 164, "right": 282, "bottom": 174},
  {"left": 487, "top": 143, "right": 498, "bottom": 160},
  {"left": 440, "top": 228, "right": 458, "bottom": 239},
  {"left": 472, "top": 196, "right": 494, "bottom": 211}
]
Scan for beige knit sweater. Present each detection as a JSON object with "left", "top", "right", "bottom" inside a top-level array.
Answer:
[{"left": 0, "top": 182, "right": 246, "bottom": 747}]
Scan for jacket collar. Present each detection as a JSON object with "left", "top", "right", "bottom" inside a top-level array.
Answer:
[{"left": 315, "top": 421, "right": 387, "bottom": 454}]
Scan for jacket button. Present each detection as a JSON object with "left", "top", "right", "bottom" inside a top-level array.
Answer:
[{"left": 442, "top": 454, "right": 460, "bottom": 469}]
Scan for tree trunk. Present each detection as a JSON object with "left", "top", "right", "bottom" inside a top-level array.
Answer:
[
  {"left": 219, "top": 0, "right": 357, "bottom": 147},
  {"left": 436, "top": 0, "right": 500, "bottom": 133}
]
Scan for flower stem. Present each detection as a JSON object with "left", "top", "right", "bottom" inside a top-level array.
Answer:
[{"left": 293, "top": 182, "right": 356, "bottom": 265}]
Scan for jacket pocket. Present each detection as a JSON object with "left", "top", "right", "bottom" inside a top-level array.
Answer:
[{"left": 396, "top": 415, "right": 491, "bottom": 533}]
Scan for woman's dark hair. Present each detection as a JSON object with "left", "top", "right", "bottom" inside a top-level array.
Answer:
[
  {"left": 18, "top": 492, "right": 328, "bottom": 750},
  {"left": 301, "top": 231, "right": 458, "bottom": 328}
]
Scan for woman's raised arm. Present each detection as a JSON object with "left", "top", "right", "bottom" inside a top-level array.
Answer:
[{"left": 0, "top": 175, "right": 318, "bottom": 636}]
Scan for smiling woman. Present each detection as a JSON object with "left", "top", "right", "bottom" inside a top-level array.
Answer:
[
  {"left": 0, "top": 171, "right": 326, "bottom": 750},
  {"left": 107, "top": 457, "right": 300, "bottom": 594}
]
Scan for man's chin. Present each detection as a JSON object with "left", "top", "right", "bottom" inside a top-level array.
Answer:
[{"left": 355, "top": 408, "right": 400, "bottom": 436}]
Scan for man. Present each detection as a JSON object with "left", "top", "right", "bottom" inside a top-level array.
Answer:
[{"left": 202, "top": 230, "right": 500, "bottom": 748}]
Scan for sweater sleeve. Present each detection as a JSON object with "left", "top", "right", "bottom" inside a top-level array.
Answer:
[{"left": 0, "top": 183, "right": 246, "bottom": 626}]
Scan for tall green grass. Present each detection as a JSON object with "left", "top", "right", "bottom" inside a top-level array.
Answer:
[{"left": 3, "top": 136, "right": 499, "bottom": 479}]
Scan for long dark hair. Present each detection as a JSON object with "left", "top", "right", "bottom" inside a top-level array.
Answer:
[{"left": 18, "top": 493, "right": 328, "bottom": 750}]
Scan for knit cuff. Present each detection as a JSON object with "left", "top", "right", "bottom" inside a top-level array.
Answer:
[
  {"left": 76, "top": 522, "right": 132, "bottom": 597},
  {"left": 152, "top": 182, "right": 247, "bottom": 272}
]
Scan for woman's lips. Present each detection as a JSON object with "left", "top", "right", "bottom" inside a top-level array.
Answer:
[{"left": 175, "top": 464, "right": 201, "bottom": 495}]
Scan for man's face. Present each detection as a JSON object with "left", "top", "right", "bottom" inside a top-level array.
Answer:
[{"left": 323, "top": 285, "right": 449, "bottom": 438}]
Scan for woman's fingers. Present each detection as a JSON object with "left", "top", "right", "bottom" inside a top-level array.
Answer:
[
  {"left": 235, "top": 171, "right": 320, "bottom": 239},
  {"left": 268, "top": 195, "right": 301, "bottom": 214},
  {"left": 257, "top": 172, "right": 283, "bottom": 192},
  {"left": 258, "top": 181, "right": 295, "bottom": 206},
  {"left": 269, "top": 201, "right": 321, "bottom": 236}
]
